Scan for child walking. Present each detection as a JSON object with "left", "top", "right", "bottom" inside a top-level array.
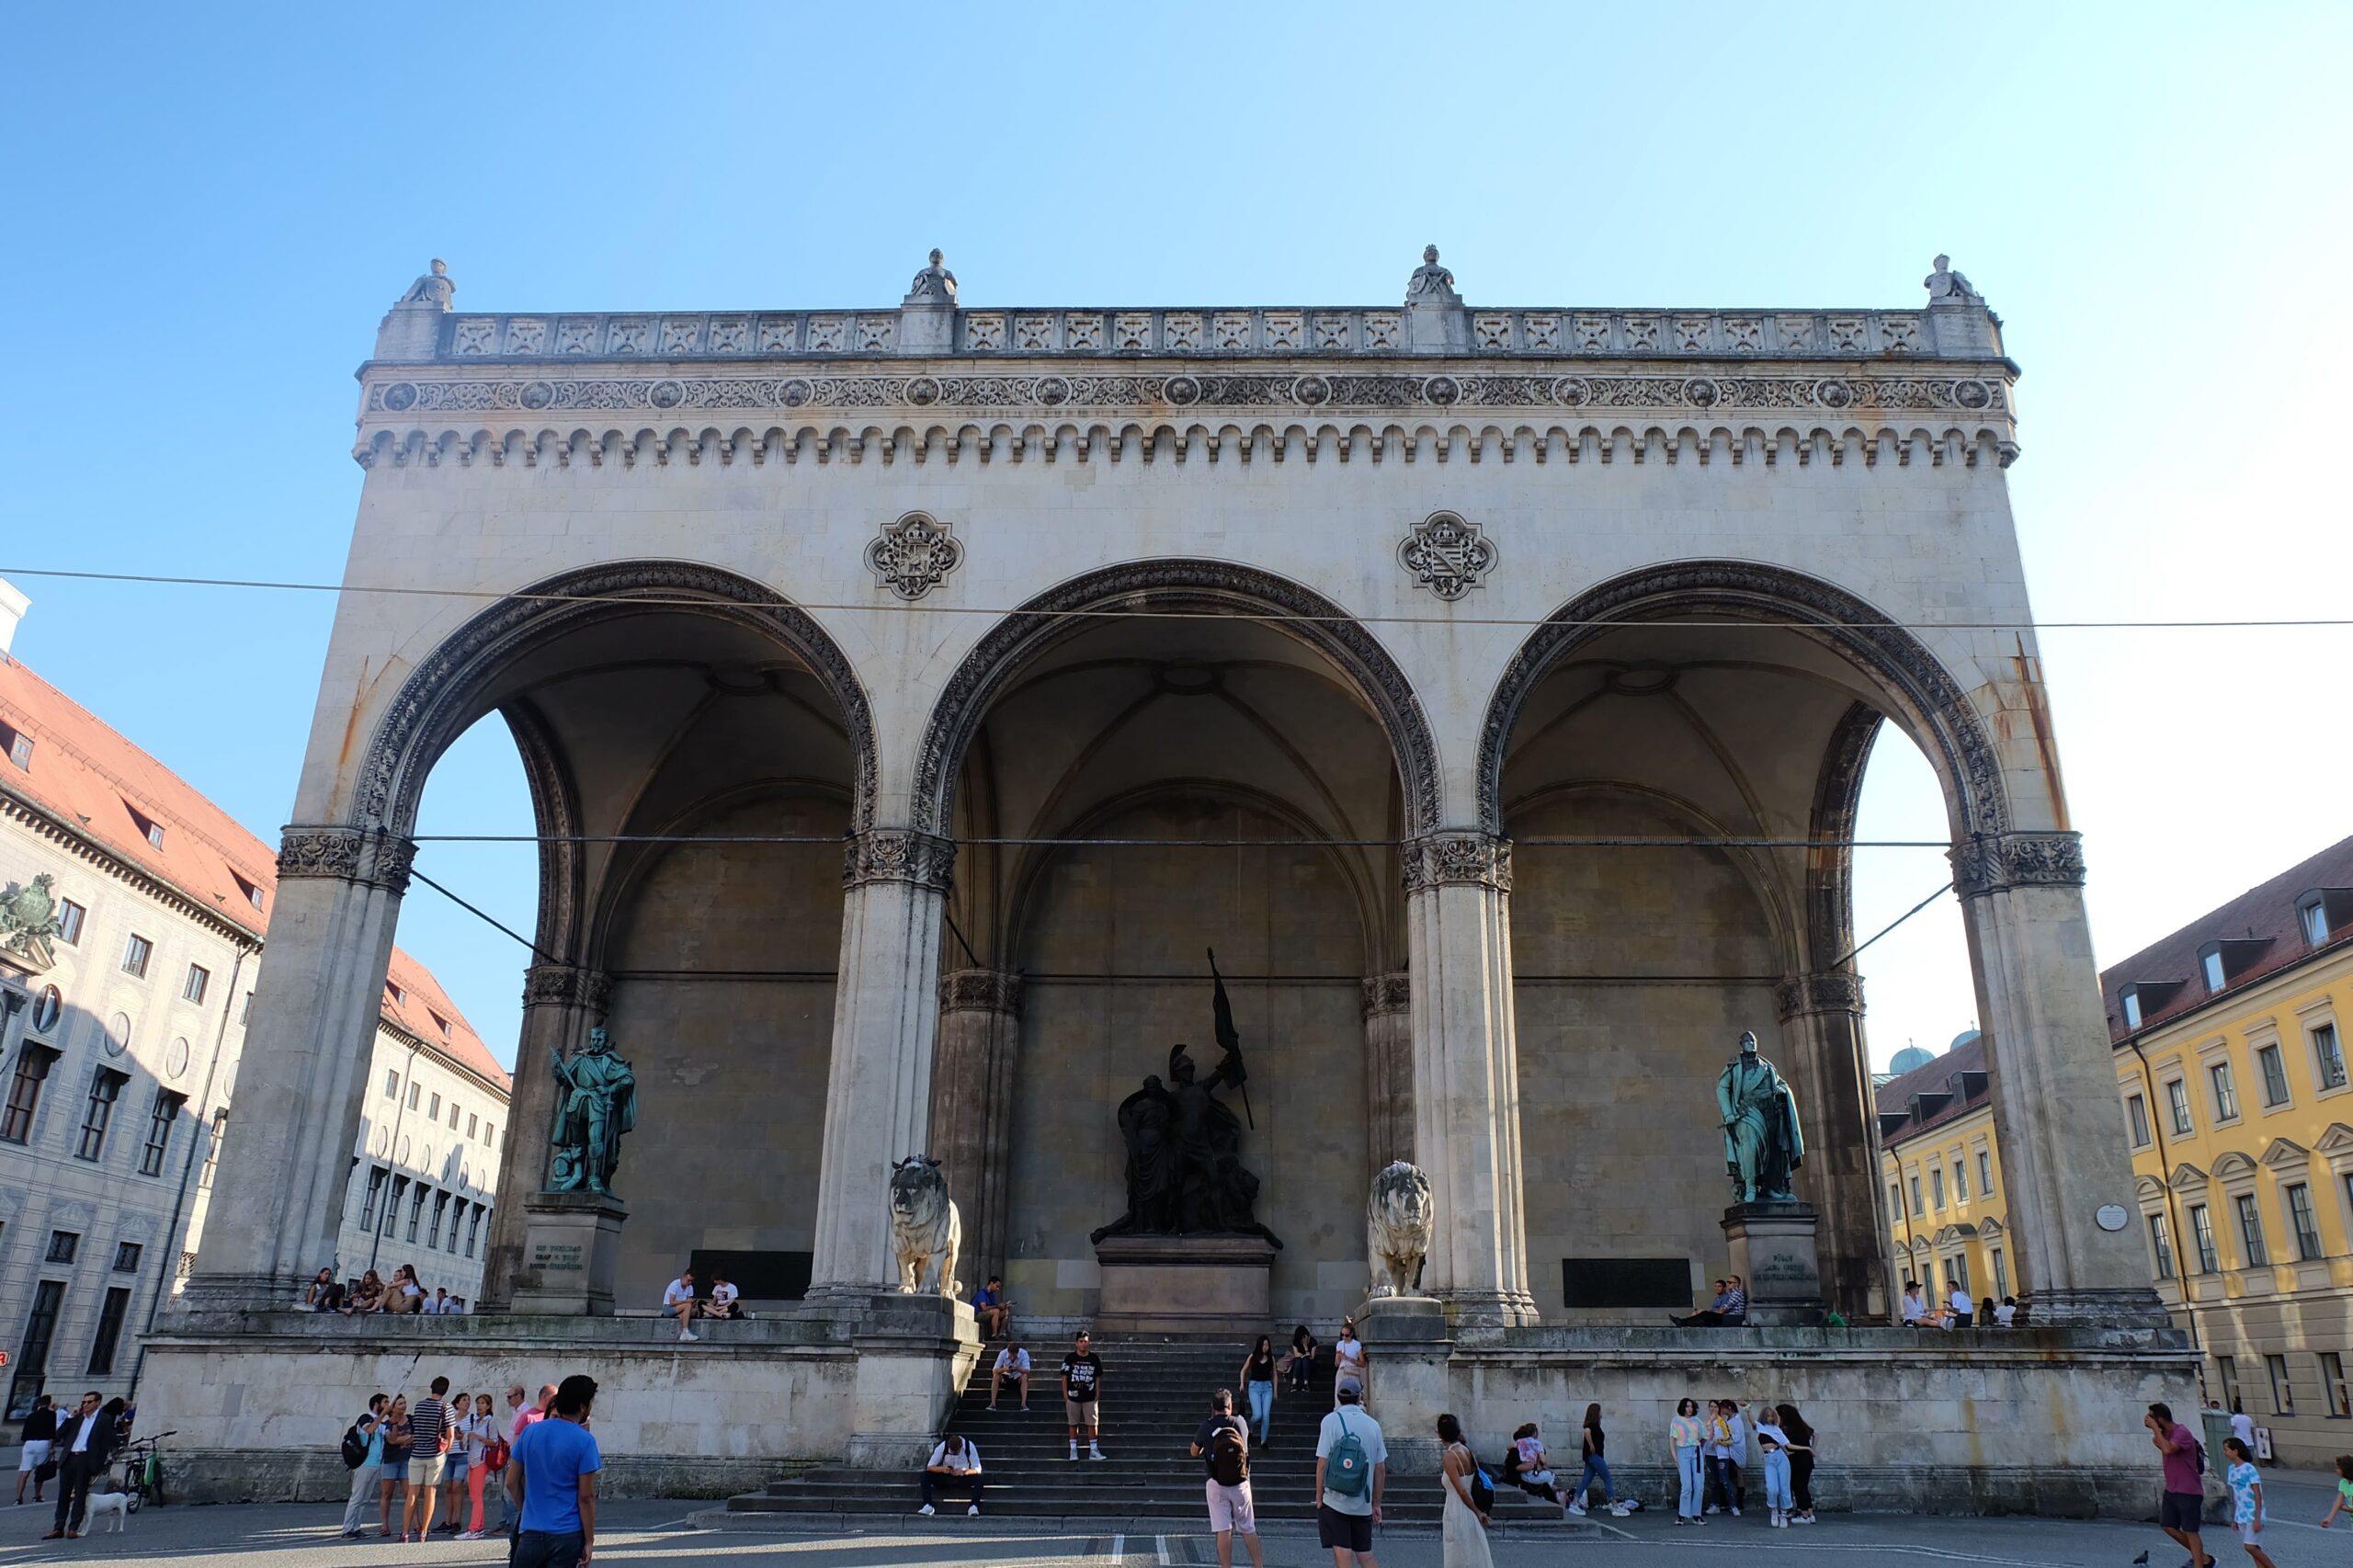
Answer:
[
  {"left": 2322, "top": 1453, "right": 2353, "bottom": 1528},
  {"left": 2223, "top": 1437, "right": 2276, "bottom": 1568}
]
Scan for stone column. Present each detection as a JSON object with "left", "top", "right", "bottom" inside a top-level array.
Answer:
[
  {"left": 929, "top": 968, "right": 1022, "bottom": 1284},
  {"left": 1361, "top": 973, "right": 1413, "bottom": 1173},
  {"left": 180, "top": 826, "right": 413, "bottom": 1309},
  {"left": 478, "top": 965, "right": 609, "bottom": 1311},
  {"left": 1774, "top": 971, "right": 1884, "bottom": 1318},
  {"left": 1404, "top": 833, "right": 1539, "bottom": 1328},
  {"left": 808, "top": 830, "right": 954, "bottom": 1299},
  {"left": 1955, "top": 832, "right": 2167, "bottom": 1325}
]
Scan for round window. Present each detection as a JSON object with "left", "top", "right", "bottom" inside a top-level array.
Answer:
[
  {"left": 31, "top": 984, "right": 61, "bottom": 1033},
  {"left": 398, "top": 1136, "right": 411, "bottom": 1165},
  {"left": 166, "top": 1036, "right": 191, "bottom": 1080},
  {"left": 104, "top": 1012, "right": 131, "bottom": 1057}
]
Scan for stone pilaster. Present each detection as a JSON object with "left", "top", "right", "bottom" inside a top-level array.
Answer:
[
  {"left": 1774, "top": 971, "right": 1881, "bottom": 1318},
  {"left": 930, "top": 968, "right": 1022, "bottom": 1284},
  {"left": 1361, "top": 972, "right": 1413, "bottom": 1173},
  {"left": 1952, "top": 831, "right": 2167, "bottom": 1325},
  {"left": 1403, "top": 833, "right": 1538, "bottom": 1328},
  {"left": 478, "top": 964, "right": 610, "bottom": 1311},
  {"left": 808, "top": 831, "right": 954, "bottom": 1299},
  {"left": 179, "top": 824, "right": 415, "bottom": 1308}
]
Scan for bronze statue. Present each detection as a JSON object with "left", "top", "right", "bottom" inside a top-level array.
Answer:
[
  {"left": 1718, "top": 1029, "right": 1804, "bottom": 1204},
  {"left": 549, "top": 1026, "right": 636, "bottom": 1196},
  {"left": 0, "top": 873, "right": 62, "bottom": 964},
  {"left": 1092, "top": 957, "right": 1282, "bottom": 1247}
]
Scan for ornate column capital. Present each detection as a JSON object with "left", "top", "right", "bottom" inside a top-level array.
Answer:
[
  {"left": 842, "top": 829, "right": 956, "bottom": 892},
  {"left": 521, "top": 964, "right": 612, "bottom": 1014},
  {"left": 276, "top": 824, "right": 417, "bottom": 895},
  {"left": 1949, "top": 830, "right": 2086, "bottom": 899},
  {"left": 939, "top": 967, "right": 1023, "bottom": 1017},
  {"left": 1360, "top": 972, "right": 1411, "bottom": 1018},
  {"left": 1401, "top": 832, "right": 1512, "bottom": 894},
  {"left": 1775, "top": 970, "right": 1866, "bottom": 1021}
]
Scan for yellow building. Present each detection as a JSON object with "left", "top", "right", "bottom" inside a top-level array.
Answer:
[
  {"left": 1877, "top": 1032, "right": 2019, "bottom": 1312},
  {"left": 2109, "top": 835, "right": 2353, "bottom": 1467}
]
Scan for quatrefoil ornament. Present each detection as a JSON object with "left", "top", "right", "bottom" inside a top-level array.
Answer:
[
  {"left": 1398, "top": 511, "right": 1496, "bottom": 601},
  {"left": 866, "top": 512, "right": 963, "bottom": 601}
]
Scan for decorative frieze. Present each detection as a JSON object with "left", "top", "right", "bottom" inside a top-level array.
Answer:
[
  {"left": 1950, "top": 831, "right": 2087, "bottom": 898},
  {"left": 842, "top": 830, "right": 955, "bottom": 893},
  {"left": 275, "top": 825, "right": 416, "bottom": 895},
  {"left": 1774, "top": 971, "right": 1867, "bottom": 1020},
  {"left": 1402, "top": 833, "right": 1513, "bottom": 894},
  {"left": 939, "top": 968, "right": 1023, "bottom": 1017},
  {"left": 1398, "top": 511, "right": 1496, "bottom": 601},
  {"left": 1360, "top": 972, "right": 1411, "bottom": 1018},
  {"left": 521, "top": 964, "right": 613, "bottom": 1013}
]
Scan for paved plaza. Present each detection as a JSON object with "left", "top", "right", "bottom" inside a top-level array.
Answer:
[{"left": 6, "top": 1479, "right": 2352, "bottom": 1568}]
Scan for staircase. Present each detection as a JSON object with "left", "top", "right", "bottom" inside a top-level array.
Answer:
[{"left": 727, "top": 1335, "right": 1448, "bottom": 1523}]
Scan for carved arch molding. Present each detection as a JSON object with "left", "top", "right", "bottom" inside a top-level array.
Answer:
[
  {"left": 349, "top": 562, "right": 880, "bottom": 845},
  {"left": 910, "top": 559, "right": 1443, "bottom": 838},
  {"left": 1475, "top": 561, "right": 2011, "bottom": 840}
]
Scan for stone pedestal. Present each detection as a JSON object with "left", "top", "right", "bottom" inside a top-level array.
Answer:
[
  {"left": 1722, "top": 1201, "right": 1825, "bottom": 1325},
  {"left": 1094, "top": 1235, "right": 1275, "bottom": 1334},
  {"left": 1351, "top": 1296, "right": 1450, "bottom": 1470},
  {"left": 509, "top": 1191, "right": 627, "bottom": 1315}
]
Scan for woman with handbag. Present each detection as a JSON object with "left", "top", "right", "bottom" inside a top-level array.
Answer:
[
  {"left": 1437, "top": 1414, "right": 1495, "bottom": 1568},
  {"left": 458, "top": 1393, "right": 499, "bottom": 1538}
]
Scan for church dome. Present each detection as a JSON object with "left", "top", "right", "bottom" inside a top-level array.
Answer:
[
  {"left": 1949, "top": 1027, "right": 1983, "bottom": 1052},
  {"left": 1889, "top": 1044, "right": 1936, "bottom": 1074}
]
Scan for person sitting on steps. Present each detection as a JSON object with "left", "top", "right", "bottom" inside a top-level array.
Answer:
[{"left": 916, "top": 1432, "right": 983, "bottom": 1517}]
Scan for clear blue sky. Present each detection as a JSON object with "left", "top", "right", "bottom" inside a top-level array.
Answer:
[{"left": 3, "top": 3, "right": 2346, "bottom": 1070}]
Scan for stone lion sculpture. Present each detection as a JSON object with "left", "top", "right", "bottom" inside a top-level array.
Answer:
[
  {"left": 1366, "top": 1160, "right": 1434, "bottom": 1297},
  {"left": 889, "top": 1154, "right": 962, "bottom": 1297}
]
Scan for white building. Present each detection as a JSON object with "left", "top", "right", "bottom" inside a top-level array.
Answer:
[{"left": 0, "top": 584, "right": 506, "bottom": 1415}]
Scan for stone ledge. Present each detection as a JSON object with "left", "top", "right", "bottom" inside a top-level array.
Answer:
[
  {"left": 167, "top": 1449, "right": 792, "bottom": 1506},
  {"left": 149, "top": 1306, "right": 849, "bottom": 1350}
]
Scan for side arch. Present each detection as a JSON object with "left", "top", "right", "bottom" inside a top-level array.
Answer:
[
  {"left": 1474, "top": 561, "right": 2012, "bottom": 840},
  {"left": 910, "top": 559, "right": 1442, "bottom": 837}
]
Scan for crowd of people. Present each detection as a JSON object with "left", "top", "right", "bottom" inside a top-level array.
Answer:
[
  {"left": 303, "top": 1264, "right": 470, "bottom": 1316},
  {"left": 1897, "top": 1279, "right": 2018, "bottom": 1328}
]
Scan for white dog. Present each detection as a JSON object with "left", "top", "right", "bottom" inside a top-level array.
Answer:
[{"left": 82, "top": 1489, "right": 132, "bottom": 1533}]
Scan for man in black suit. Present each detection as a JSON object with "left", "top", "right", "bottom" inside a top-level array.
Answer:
[{"left": 44, "top": 1391, "right": 116, "bottom": 1540}]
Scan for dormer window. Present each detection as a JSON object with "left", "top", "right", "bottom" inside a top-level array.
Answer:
[
  {"left": 0, "top": 720, "right": 30, "bottom": 770},
  {"left": 2202, "top": 949, "right": 2225, "bottom": 992},
  {"left": 427, "top": 1008, "right": 451, "bottom": 1039},
  {"left": 385, "top": 980, "right": 405, "bottom": 1006},
  {"left": 2122, "top": 988, "right": 2144, "bottom": 1029},
  {"left": 2119, "top": 980, "right": 2188, "bottom": 1032},
  {"left": 126, "top": 802, "right": 165, "bottom": 849},
  {"left": 2298, "top": 890, "right": 2353, "bottom": 948},
  {"left": 2197, "top": 938, "right": 2273, "bottom": 995},
  {"left": 230, "top": 871, "right": 266, "bottom": 912}
]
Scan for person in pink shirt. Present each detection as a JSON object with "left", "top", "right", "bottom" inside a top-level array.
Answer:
[{"left": 508, "top": 1383, "right": 553, "bottom": 1441}]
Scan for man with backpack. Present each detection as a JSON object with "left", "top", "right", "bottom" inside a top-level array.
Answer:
[
  {"left": 1314, "top": 1378, "right": 1387, "bottom": 1568},
  {"left": 1191, "top": 1389, "right": 1265, "bottom": 1568},
  {"left": 337, "top": 1394, "right": 389, "bottom": 1538},
  {"left": 2147, "top": 1401, "right": 2213, "bottom": 1568}
]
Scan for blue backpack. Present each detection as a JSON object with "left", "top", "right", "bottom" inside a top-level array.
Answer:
[{"left": 1326, "top": 1409, "right": 1371, "bottom": 1498}]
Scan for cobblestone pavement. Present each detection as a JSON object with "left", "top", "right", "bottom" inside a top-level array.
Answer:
[{"left": 3, "top": 1487, "right": 2350, "bottom": 1567}]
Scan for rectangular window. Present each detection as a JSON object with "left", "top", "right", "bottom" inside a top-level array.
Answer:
[
  {"left": 1930, "top": 1166, "right": 1947, "bottom": 1210},
  {"left": 1889, "top": 1181, "right": 1904, "bottom": 1221},
  {"left": 2236, "top": 1191, "right": 2269, "bottom": 1266},
  {"left": 407, "top": 1083, "right": 421, "bottom": 1110},
  {"left": 406, "top": 1184, "right": 426, "bottom": 1243},
  {"left": 76, "top": 1068, "right": 127, "bottom": 1160},
  {"left": 55, "top": 899, "right": 84, "bottom": 946},
  {"left": 2125, "top": 992, "right": 2145, "bottom": 1029},
  {"left": 112, "top": 1242, "right": 142, "bottom": 1273},
  {"left": 46, "top": 1230, "right": 79, "bottom": 1264},
  {"left": 2218, "top": 1355, "right": 2242, "bottom": 1413},
  {"left": 448, "top": 1101, "right": 460, "bottom": 1131},
  {"left": 137, "top": 1088, "right": 185, "bottom": 1176},
  {"left": 2167, "top": 1079, "right": 2194, "bottom": 1135},
  {"left": 464, "top": 1204, "right": 482, "bottom": 1258},
  {"left": 2308, "top": 899, "right": 2334, "bottom": 946},
  {"left": 427, "top": 1092, "right": 440, "bottom": 1120},
  {"left": 85, "top": 1286, "right": 131, "bottom": 1376},
  {"left": 2317, "top": 1024, "right": 2348, "bottom": 1090},
  {"left": 2269, "top": 1351, "right": 2296, "bottom": 1415},
  {"left": 17, "top": 1280, "right": 65, "bottom": 1376},
  {"left": 2290, "top": 1182, "right": 2324, "bottom": 1260},
  {"left": 2, "top": 1044, "right": 57, "bottom": 1142},
  {"left": 121, "top": 933, "right": 153, "bottom": 978},
  {"left": 383, "top": 1176, "right": 407, "bottom": 1235},
  {"left": 2211, "top": 1062, "right": 2240, "bottom": 1121},
  {"left": 466, "top": 1113, "right": 478, "bottom": 1140},
  {"left": 2204, "top": 949, "right": 2227, "bottom": 992},
  {"left": 2325, "top": 1351, "right": 2352, "bottom": 1418},
  {"left": 198, "top": 1109, "right": 225, "bottom": 1187},
  {"left": 1978, "top": 1148, "right": 1995, "bottom": 1196},
  {"left": 1991, "top": 1245, "right": 2009, "bottom": 1300},
  {"left": 487, "top": 1123, "right": 497, "bottom": 1150},
  {"left": 384, "top": 1070, "right": 400, "bottom": 1099},
  {"left": 427, "top": 1191, "right": 449, "bottom": 1249},
  {"left": 358, "top": 1166, "right": 388, "bottom": 1229},
  {"left": 2191, "top": 1204, "right": 2220, "bottom": 1272},
  {"left": 2, "top": 721, "right": 30, "bottom": 769},
  {"left": 2258, "top": 1043, "right": 2291, "bottom": 1107},
  {"left": 1953, "top": 1160, "right": 1969, "bottom": 1203},
  {"left": 182, "top": 963, "right": 210, "bottom": 1005},
  {"left": 1909, "top": 1175, "right": 1924, "bottom": 1216},
  {"left": 1946, "top": 1254, "right": 1969, "bottom": 1294},
  {"left": 2127, "top": 1094, "right": 2152, "bottom": 1146},
  {"left": 2149, "top": 1213, "right": 2177, "bottom": 1278},
  {"left": 240, "top": 992, "right": 255, "bottom": 1026}
]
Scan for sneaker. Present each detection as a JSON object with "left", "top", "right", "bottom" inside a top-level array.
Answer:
[
  {"left": 917, "top": 1503, "right": 935, "bottom": 1517},
  {"left": 967, "top": 1505, "right": 980, "bottom": 1517},
  {"left": 1088, "top": 1447, "right": 1107, "bottom": 1461},
  {"left": 341, "top": 1530, "right": 366, "bottom": 1540},
  {"left": 678, "top": 1329, "right": 699, "bottom": 1342},
  {"left": 1704, "top": 1505, "right": 1721, "bottom": 1515},
  {"left": 457, "top": 1530, "right": 484, "bottom": 1540},
  {"left": 1732, "top": 1506, "right": 1743, "bottom": 1516},
  {"left": 1566, "top": 1502, "right": 1586, "bottom": 1517},
  {"left": 1068, "top": 1445, "right": 1079, "bottom": 1460},
  {"left": 1609, "top": 1503, "right": 1632, "bottom": 1517}
]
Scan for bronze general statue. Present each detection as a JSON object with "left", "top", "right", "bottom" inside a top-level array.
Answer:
[
  {"left": 549, "top": 1026, "right": 636, "bottom": 1196},
  {"left": 1092, "top": 954, "right": 1282, "bottom": 1248},
  {"left": 1718, "top": 1029, "right": 1804, "bottom": 1204}
]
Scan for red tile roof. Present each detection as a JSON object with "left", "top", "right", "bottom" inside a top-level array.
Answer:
[
  {"left": 0, "top": 652, "right": 508, "bottom": 1094},
  {"left": 2098, "top": 834, "right": 2353, "bottom": 1044}
]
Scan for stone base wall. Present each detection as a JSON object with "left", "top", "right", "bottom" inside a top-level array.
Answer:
[{"left": 165, "top": 1449, "right": 803, "bottom": 1505}]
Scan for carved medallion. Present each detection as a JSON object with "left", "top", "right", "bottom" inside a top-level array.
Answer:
[
  {"left": 866, "top": 511, "right": 963, "bottom": 601},
  {"left": 1398, "top": 511, "right": 1496, "bottom": 601}
]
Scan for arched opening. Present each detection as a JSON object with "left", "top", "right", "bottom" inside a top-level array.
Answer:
[
  {"left": 1483, "top": 562, "right": 2010, "bottom": 1321},
  {"left": 921, "top": 564, "right": 1432, "bottom": 1325}
]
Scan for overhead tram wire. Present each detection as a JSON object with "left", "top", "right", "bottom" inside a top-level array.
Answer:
[
  {"left": 4, "top": 564, "right": 2349, "bottom": 635},
  {"left": 409, "top": 833, "right": 1960, "bottom": 848}
]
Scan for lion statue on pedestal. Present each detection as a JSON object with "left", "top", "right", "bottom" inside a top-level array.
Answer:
[
  {"left": 889, "top": 1154, "right": 963, "bottom": 1297},
  {"left": 1366, "top": 1160, "right": 1434, "bottom": 1297}
]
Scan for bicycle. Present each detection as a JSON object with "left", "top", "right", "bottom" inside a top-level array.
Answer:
[{"left": 112, "top": 1431, "right": 176, "bottom": 1509}]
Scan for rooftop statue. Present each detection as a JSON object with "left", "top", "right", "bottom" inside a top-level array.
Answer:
[
  {"left": 1924, "top": 253, "right": 1983, "bottom": 307},
  {"left": 1718, "top": 1028, "right": 1805, "bottom": 1204},
  {"left": 0, "top": 873, "right": 61, "bottom": 965},
  {"left": 904, "top": 247, "right": 959, "bottom": 305},
  {"left": 1405, "top": 244, "right": 1461, "bottom": 306},
  {"left": 549, "top": 1025, "right": 636, "bottom": 1197},
  {"left": 398, "top": 258, "right": 455, "bottom": 312}
]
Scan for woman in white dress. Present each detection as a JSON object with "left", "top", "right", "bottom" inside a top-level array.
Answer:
[{"left": 1437, "top": 1414, "right": 1495, "bottom": 1567}]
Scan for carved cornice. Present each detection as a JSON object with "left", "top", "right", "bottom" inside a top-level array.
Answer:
[
  {"left": 1775, "top": 971, "right": 1867, "bottom": 1020},
  {"left": 1402, "top": 833, "right": 1513, "bottom": 894},
  {"left": 0, "top": 793, "right": 265, "bottom": 950},
  {"left": 939, "top": 968, "right": 1023, "bottom": 1017},
  {"left": 1950, "top": 831, "right": 2086, "bottom": 899},
  {"left": 843, "top": 830, "right": 956, "bottom": 893},
  {"left": 276, "top": 825, "right": 416, "bottom": 895},
  {"left": 1360, "top": 972, "right": 1411, "bottom": 1018},
  {"left": 521, "top": 964, "right": 612, "bottom": 1013}
]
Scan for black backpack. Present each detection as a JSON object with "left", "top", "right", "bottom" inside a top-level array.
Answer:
[
  {"left": 1466, "top": 1449, "right": 1496, "bottom": 1516},
  {"left": 1211, "top": 1421, "right": 1249, "bottom": 1486},
  {"left": 340, "top": 1420, "right": 370, "bottom": 1470}
]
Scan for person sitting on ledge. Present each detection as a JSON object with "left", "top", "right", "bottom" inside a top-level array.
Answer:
[
  {"left": 1669, "top": 1275, "right": 1746, "bottom": 1327},
  {"left": 972, "top": 1277, "right": 1010, "bottom": 1340},
  {"left": 1898, "top": 1279, "right": 1928, "bottom": 1324}
]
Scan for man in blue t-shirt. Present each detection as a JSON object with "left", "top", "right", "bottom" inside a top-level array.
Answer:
[{"left": 505, "top": 1375, "right": 602, "bottom": 1568}]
